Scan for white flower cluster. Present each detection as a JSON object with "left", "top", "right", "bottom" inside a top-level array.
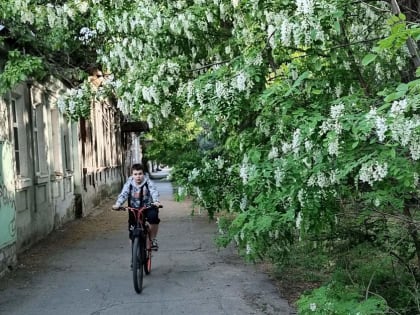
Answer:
[
  {"left": 267, "top": 24, "right": 276, "bottom": 48},
  {"left": 307, "top": 170, "right": 338, "bottom": 188},
  {"left": 245, "top": 243, "right": 252, "bottom": 255},
  {"left": 216, "top": 217, "right": 223, "bottom": 234},
  {"left": 146, "top": 114, "right": 154, "bottom": 129},
  {"left": 188, "top": 168, "right": 200, "bottom": 181},
  {"left": 297, "top": 190, "right": 306, "bottom": 208},
  {"left": 307, "top": 172, "right": 328, "bottom": 188},
  {"left": 15, "top": 1, "right": 90, "bottom": 28},
  {"left": 390, "top": 99, "right": 408, "bottom": 117},
  {"left": 304, "top": 140, "right": 313, "bottom": 152},
  {"left": 160, "top": 101, "right": 172, "bottom": 118},
  {"left": 116, "top": 98, "right": 128, "bottom": 114},
  {"left": 268, "top": 229, "right": 279, "bottom": 239},
  {"left": 327, "top": 137, "right": 339, "bottom": 156},
  {"left": 262, "top": 2, "right": 328, "bottom": 50},
  {"left": 268, "top": 146, "right": 279, "bottom": 160},
  {"left": 194, "top": 186, "right": 203, "bottom": 201},
  {"left": 295, "top": 211, "right": 303, "bottom": 229},
  {"left": 375, "top": 116, "right": 388, "bottom": 142},
  {"left": 409, "top": 134, "right": 420, "bottom": 160},
  {"left": 367, "top": 100, "right": 420, "bottom": 159},
  {"left": 239, "top": 155, "right": 249, "bottom": 184},
  {"left": 280, "top": 18, "right": 292, "bottom": 46},
  {"left": 359, "top": 161, "right": 388, "bottom": 186},
  {"left": 232, "top": 0, "right": 240, "bottom": 8},
  {"left": 274, "top": 167, "right": 284, "bottom": 187},
  {"left": 282, "top": 141, "right": 292, "bottom": 154},
  {"left": 142, "top": 85, "right": 160, "bottom": 105},
  {"left": 215, "top": 156, "right": 225, "bottom": 169},
  {"left": 296, "top": 0, "right": 315, "bottom": 15},
  {"left": 319, "top": 107, "right": 344, "bottom": 136},
  {"left": 215, "top": 81, "right": 228, "bottom": 99},
  {"left": 57, "top": 85, "right": 90, "bottom": 116},
  {"left": 240, "top": 195, "right": 247, "bottom": 211},
  {"left": 330, "top": 103, "right": 345, "bottom": 120},
  {"left": 232, "top": 71, "right": 248, "bottom": 92},
  {"left": 78, "top": 27, "right": 97, "bottom": 44},
  {"left": 256, "top": 116, "right": 271, "bottom": 136},
  {"left": 319, "top": 103, "right": 345, "bottom": 156},
  {"left": 292, "top": 128, "right": 301, "bottom": 154},
  {"left": 177, "top": 186, "right": 185, "bottom": 198}
]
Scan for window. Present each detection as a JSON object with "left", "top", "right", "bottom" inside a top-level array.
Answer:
[
  {"left": 32, "top": 96, "right": 47, "bottom": 176},
  {"left": 9, "top": 94, "right": 28, "bottom": 178},
  {"left": 11, "top": 99, "right": 20, "bottom": 175},
  {"left": 63, "top": 132, "right": 71, "bottom": 171},
  {"left": 51, "top": 108, "right": 62, "bottom": 174},
  {"left": 51, "top": 106, "right": 73, "bottom": 174}
]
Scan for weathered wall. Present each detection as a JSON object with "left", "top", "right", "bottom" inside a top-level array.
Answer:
[
  {"left": 76, "top": 96, "right": 123, "bottom": 216},
  {"left": 0, "top": 96, "right": 17, "bottom": 276},
  {"left": 0, "top": 75, "right": 125, "bottom": 277}
]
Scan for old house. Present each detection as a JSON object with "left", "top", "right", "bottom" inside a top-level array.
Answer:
[{"left": 0, "top": 74, "right": 126, "bottom": 276}]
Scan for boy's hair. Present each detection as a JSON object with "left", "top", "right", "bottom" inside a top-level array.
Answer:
[{"left": 132, "top": 163, "right": 145, "bottom": 172}]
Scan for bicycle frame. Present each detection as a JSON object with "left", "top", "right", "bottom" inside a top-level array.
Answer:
[{"left": 128, "top": 206, "right": 150, "bottom": 243}]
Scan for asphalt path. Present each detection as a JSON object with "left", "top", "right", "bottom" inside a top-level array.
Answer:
[{"left": 0, "top": 180, "right": 295, "bottom": 315}]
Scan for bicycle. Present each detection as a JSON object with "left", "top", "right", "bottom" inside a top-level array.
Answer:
[{"left": 115, "top": 204, "right": 162, "bottom": 294}]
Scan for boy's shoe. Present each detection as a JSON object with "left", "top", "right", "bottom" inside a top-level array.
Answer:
[{"left": 151, "top": 239, "right": 159, "bottom": 251}]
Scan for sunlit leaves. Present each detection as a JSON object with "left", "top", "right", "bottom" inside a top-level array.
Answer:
[{"left": 0, "top": 50, "right": 44, "bottom": 94}]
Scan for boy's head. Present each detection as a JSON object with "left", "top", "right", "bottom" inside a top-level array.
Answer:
[{"left": 132, "top": 163, "right": 145, "bottom": 184}]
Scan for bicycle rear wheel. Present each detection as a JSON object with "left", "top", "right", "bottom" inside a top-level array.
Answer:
[{"left": 132, "top": 237, "right": 144, "bottom": 293}]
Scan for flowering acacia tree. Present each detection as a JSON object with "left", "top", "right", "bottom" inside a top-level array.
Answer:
[{"left": 1, "top": 0, "right": 420, "bottom": 312}]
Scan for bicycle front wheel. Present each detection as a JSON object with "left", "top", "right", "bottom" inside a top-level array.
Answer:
[
  {"left": 144, "top": 247, "right": 152, "bottom": 275},
  {"left": 132, "top": 237, "right": 144, "bottom": 294}
]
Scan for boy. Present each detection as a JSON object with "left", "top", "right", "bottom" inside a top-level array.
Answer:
[{"left": 112, "top": 163, "right": 161, "bottom": 249}]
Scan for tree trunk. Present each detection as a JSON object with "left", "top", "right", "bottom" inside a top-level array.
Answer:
[
  {"left": 403, "top": 202, "right": 420, "bottom": 270},
  {"left": 390, "top": 0, "right": 420, "bottom": 68}
]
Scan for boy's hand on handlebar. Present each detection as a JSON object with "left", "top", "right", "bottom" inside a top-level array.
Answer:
[
  {"left": 152, "top": 201, "right": 163, "bottom": 208},
  {"left": 111, "top": 204, "right": 120, "bottom": 210}
]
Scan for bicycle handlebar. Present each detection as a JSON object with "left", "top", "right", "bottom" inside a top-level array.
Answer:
[{"left": 112, "top": 204, "right": 163, "bottom": 211}]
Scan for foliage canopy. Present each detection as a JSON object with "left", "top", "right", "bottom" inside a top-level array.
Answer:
[{"left": 2, "top": 0, "right": 420, "bottom": 313}]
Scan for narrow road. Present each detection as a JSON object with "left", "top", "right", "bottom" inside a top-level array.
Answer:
[{"left": 0, "top": 180, "right": 295, "bottom": 315}]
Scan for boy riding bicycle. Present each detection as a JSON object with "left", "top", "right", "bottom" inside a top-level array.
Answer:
[{"left": 112, "top": 163, "right": 161, "bottom": 250}]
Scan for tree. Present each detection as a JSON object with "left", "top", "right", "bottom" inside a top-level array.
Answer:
[{"left": 2, "top": 0, "right": 420, "bottom": 312}]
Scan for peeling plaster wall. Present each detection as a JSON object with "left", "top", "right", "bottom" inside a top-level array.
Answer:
[{"left": 0, "top": 96, "right": 17, "bottom": 275}]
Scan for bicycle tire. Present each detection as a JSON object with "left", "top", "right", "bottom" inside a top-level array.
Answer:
[
  {"left": 132, "top": 236, "right": 144, "bottom": 294},
  {"left": 144, "top": 246, "right": 152, "bottom": 275}
]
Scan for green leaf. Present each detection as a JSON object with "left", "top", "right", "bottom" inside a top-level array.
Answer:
[
  {"left": 285, "top": 71, "right": 310, "bottom": 96},
  {"left": 396, "top": 83, "right": 408, "bottom": 92},
  {"left": 384, "top": 90, "right": 406, "bottom": 102},
  {"left": 249, "top": 149, "right": 261, "bottom": 163},
  {"left": 333, "top": 21, "right": 341, "bottom": 34},
  {"left": 362, "top": 54, "right": 377, "bottom": 66}
]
